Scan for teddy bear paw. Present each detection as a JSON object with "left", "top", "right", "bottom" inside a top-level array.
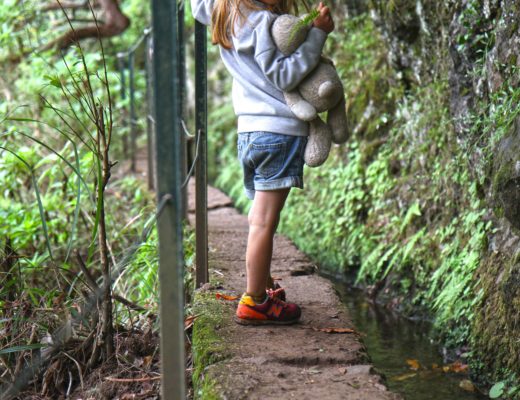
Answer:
[{"left": 291, "top": 100, "right": 317, "bottom": 121}]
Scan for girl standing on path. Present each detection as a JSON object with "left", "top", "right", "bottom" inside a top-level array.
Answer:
[{"left": 191, "top": 0, "right": 334, "bottom": 325}]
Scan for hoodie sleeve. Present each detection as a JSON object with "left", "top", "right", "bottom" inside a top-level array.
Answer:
[
  {"left": 190, "top": 0, "right": 214, "bottom": 25},
  {"left": 235, "top": 12, "right": 327, "bottom": 92}
]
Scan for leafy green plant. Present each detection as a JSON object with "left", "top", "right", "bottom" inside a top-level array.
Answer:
[
  {"left": 289, "top": 9, "right": 320, "bottom": 43},
  {"left": 1, "top": 2, "right": 145, "bottom": 395},
  {"left": 489, "top": 376, "right": 520, "bottom": 399}
]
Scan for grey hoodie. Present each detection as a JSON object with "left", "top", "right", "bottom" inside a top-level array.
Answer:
[{"left": 191, "top": 0, "right": 327, "bottom": 136}]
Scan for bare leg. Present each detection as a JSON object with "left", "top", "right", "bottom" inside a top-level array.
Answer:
[{"left": 246, "top": 189, "right": 290, "bottom": 298}]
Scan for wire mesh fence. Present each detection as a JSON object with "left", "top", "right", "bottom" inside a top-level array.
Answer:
[{"left": 1, "top": 1, "right": 207, "bottom": 398}]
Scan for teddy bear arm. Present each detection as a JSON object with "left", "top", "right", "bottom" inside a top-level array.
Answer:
[{"left": 284, "top": 90, "right": 317, "bottom": 121}]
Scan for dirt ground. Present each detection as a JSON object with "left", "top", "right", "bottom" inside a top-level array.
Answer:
[{"left": 188, "top": 182, "right": 402, "bottom": 400}]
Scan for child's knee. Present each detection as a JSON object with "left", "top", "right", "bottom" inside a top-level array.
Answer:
[{"left": 248, "top": 209, "right": 279, "bottom": 232}]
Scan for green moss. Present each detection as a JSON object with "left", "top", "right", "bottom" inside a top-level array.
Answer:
[
  {"left": 194, "top": 379, "right": 220, "bottom": 400},
  {"left": 471, "top": 256, "right": 520, "bottom": 399},
  {"left": 191, "top": 291, "right": 230, "bottom": 399},
  {"left": 492, "top": 162, "right": 513, "bottom": 195}
]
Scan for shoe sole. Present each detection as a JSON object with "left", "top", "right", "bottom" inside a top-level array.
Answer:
[{"left": 234, "top": 316, "right": 300, "bottom": 326}]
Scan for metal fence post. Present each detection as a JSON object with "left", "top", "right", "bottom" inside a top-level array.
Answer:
[
  {"left": 145, "top": 30, "right": 155, "bottom": 190},
  {"left": 117, "top": 54, "right": 129, "bottom": 159},
  {"left": 151, "top": 0, "right": 185, "bottom": 398},
  {"left": 195, "top": 21, "right": 208, "bottom": 288},
  {"left": 178, "top": 0, "right": 188, "bottom": 218},
  {"left": 128, "top": 51, "right": 137, "bottom": 173}
]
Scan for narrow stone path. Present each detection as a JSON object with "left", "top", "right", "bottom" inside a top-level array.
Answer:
[{"left": 188, "top": 181, "right": 401, "bottom": 400}]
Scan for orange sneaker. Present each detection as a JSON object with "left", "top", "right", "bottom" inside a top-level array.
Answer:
[{"left": 235, "top": 293, "right": 301, "bottom": 325}]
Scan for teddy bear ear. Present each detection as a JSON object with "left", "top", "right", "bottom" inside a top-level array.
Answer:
[{"left": 271, "top": 14, "right": 309, "bottom": 56}]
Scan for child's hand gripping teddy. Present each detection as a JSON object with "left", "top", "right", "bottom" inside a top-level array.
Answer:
[{"left": 271, "top": 14, "right": 349, "bottom": 167}]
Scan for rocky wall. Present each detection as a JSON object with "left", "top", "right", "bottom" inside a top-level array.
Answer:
[{"left": 367, "top": 0, "right": 520, "bottom": 381}]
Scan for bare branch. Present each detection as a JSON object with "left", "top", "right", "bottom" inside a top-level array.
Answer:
[
  {"left": 41, "top": 1, "right": 97, "bottom": 12},
  {"left": 41, "top": 0, "right": 129, "bottom": 51}
]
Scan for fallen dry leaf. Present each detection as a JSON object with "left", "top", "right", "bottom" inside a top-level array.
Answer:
[
  {"left": 184, "top": 315, "right": 198, "bottom": 330},
  {"left": 215, "top": 293, "right": 239, "bottom": 301},
  {"left": 143, "top": 355, "right": 153, "bottom": 369},
  {"left": 391, "top": 372, "right": 417, "bottom": 381},
  {"left": 301, "top": 367, "right": 321, "bottom": 375},
  {"left": 406, "top": 359, "right": 421, "bottom": 371},
  {"left": 459, "top": 379, "right": 475, "bottom": 392},
  {"left": 338, "top": 367, "right": 348, "bottom": 375},
  {"left": 313, "top": 327, "right": 357, "bottom": 334},
  {"left": 449, "top": 361, "right": 469, "bottom": 373}
]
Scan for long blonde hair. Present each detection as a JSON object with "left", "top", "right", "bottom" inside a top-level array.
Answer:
[{"left": 211, "top": 0, "right": 300, "bottom": 49}]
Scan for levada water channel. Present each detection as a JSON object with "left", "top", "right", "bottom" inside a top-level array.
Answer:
[{"left": 327, "top": 275, "right": 489, "bottom": 400}]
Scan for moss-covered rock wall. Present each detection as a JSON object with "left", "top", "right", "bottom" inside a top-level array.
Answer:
[{"left": 206, "top": 0, "right": 520, "bottom": 392}]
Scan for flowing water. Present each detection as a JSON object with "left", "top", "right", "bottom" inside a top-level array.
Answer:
[{"left": 330, "top": 278, "right": 488, "bottom": 400}]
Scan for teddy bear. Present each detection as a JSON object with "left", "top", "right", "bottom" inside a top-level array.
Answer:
[{"left": 271, "top": 14, "right": 349, "bottom": 167}]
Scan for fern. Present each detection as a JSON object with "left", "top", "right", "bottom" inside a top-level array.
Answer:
[{"left": 289, "top": 9, "right": 320, "bottom": 44}]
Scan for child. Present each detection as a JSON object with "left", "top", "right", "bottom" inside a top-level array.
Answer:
[{"left": 191, "top": 0, "right": 334, "bottom": 324}]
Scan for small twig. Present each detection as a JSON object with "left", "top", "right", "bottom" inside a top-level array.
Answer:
[
  {"left": 62, "top": 351, "right": 85, "bottom": 392},
  {"left": 77, "top": 251, "right": 145, "bottom": 311},
  {"left": 105, "top": 375, "right": 161, "bottom": 383},
  {"left": 121, "top": 214, "right": 142, "bottom": 232},
  {"left": 76, "top": 250, "right": 99, "bottom": 291},
  {"left": 106, "top": 240, "right": 117, "bottom": 272},
  {"left": 0, "top": 356, "right": 14, "bottom": 381},
  {"left": 66, "top": 371, "right": 73, "bottom": 397},
  {"left": 113, "top": 294, "right": 146, "bottom": 312}
]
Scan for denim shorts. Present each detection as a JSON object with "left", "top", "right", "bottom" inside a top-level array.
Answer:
[{"left": 237, "top": 131, "right": 307, "bottom": 200}]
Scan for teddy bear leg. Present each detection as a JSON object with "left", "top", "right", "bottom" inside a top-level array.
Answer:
[
  {"left": 284, "top": 90, "right": 317, "bottom": 121},
  {"left": 327, "top": 96, "right": 349, "bottom": 144},
  {"left": 304, "top": 116, "right": 332, "bottom": 167}
]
